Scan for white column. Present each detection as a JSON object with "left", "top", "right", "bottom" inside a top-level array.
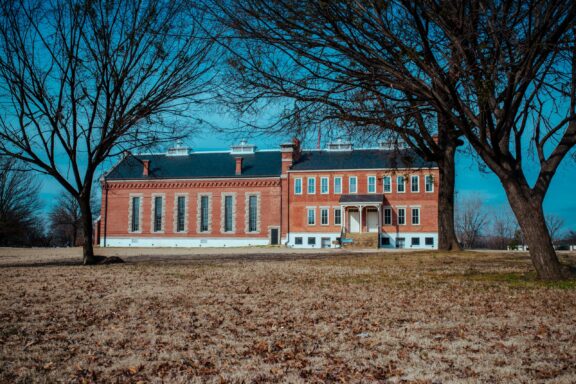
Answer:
[
  {"left": 377, "top": 205, "right": 382, "bottom": 248},
  {"left": 341, "top": 206, "right": 345, "bottom": 234},
  {"left": 359, "top": 205, "right": 363, "bottom": 233}
]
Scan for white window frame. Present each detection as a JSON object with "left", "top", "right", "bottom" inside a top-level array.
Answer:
[
  {"left": 397, "top": 207, "right": 406, "bottom": 225},
  {"left": 307, "top": 177, "right": 316, "bottom": 194},
  {"left": 411, "top": 207, "right": 420, "bottom": 225},
  {"left": 294, "top": 177, "right": 303, "bottom": 195},
  {"left": 411, "top": 175, "right": 420, "bottom": 193},
  {"left": 397, "top": 176, "right": 406, "bottom": 193},
  {"left": 349, "top": 176, "right": 358, "bottom": 194},
  {"left": 383, "top": 176, "right": 392, "bottom": 193},
  {"left": 334, "top": 207, "right": 342, "bottom": 225},
  {"left": 307, "top": 207, "right": 316, "bottom": 225},
  {"left": 320, "top": 176, "right": 329, "bottom": 194},
  {"left": 425, "top": 175, "right": 434, "bottom": 193},
  {"left": 320, "top": 207, "right": 329, "bottom": 226},
  {"left": 367, "top": 175, "right": 377, "bottom": 193},
  {"left": 383, "top": 207, "right": 392, "bottom": 225},
  {"left": 334, "top": 176, "right": 343, "bottom": 194}
]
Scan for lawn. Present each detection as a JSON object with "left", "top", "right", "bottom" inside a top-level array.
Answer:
[{"left": 1, "top": 249, "right": 575, "bottom": 383}]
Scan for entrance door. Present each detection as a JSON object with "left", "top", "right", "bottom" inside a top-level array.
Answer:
[
  {"left": 321, "top": 237, "right": 331, "bottom": 248},
  {"left": 349, "top": 210, "right": 360, "bottom": 233},
  {"left": 270, "top": 228, "right": 279, "bottom": 245},
  {"left": 366, "top": 209, "right": 379, "bottom": 233}
]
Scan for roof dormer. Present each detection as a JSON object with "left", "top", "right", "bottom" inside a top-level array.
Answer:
[
  {"left": 166, "top": 139, "right": 189, "bottom": 156},
  {"left": 230, "top": 139, "right": 256, "bottom": 155},
  {"left": 326, "top": 138, "right": 353, "bottom": 151}
]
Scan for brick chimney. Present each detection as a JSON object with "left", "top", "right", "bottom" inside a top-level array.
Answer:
[
  {"left": 235, "top": 157, "right": 243, "bottom": 175},
  {"left": 142, "top": 160, "right": 150, "bottom": 176},
  {"left": 280, "top": 142, "right": 295, "bottom": 174}
]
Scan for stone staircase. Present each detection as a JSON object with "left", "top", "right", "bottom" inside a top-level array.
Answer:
[{"left": 341, "top": 232, "right": 379, "bottom": 249}]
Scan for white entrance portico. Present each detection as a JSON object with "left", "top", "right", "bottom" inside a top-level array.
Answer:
[{"left": 339, "top": 195, "right": 384, "bottom": 246}]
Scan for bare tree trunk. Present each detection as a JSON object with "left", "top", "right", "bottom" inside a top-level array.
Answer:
[
  {"left": 79, "top": 197, "right": 97, "bottom": 265},
  {"left": 504, "top": 180, "right": 573, "bottom": 280},
  {"left": 437, "top": 143, "right": 462, "bottom": 251}
]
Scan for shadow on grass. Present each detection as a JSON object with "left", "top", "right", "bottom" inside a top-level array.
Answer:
[{"left": 456, "top": 269, "right": 576, "bottom": 289}]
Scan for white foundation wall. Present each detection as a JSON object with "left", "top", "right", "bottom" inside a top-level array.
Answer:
[
  {"left": 285, "top": 232, "right": 341, "bottom": 248},
  {"left": 380, "top": 232, "right": 438, "bottom": 249},
  {"left": 101, "top": 237, "right": 269, "bottom": 247}
]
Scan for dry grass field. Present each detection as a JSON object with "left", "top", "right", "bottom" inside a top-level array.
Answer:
[{"left": 1, "top": 248, "right": 575, "bottom": 383}]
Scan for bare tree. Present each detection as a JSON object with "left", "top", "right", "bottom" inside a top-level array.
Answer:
[
  {"left": 489, "top": 206, "right": 519, "bottom": 250},
  {"left": 0, "top": 0, "right": 216, "bottom": 263},
  {"left": 210, "top": 0, "right": 576, "bottom": 279},
  {"left": 456, "top": 197, "right": 488, "bottom": 249},
  {"left": 48, "top": 193, "right": 83, "bottom": 247},
  {"left": 0, "top": 157, "right": 44, "bottom": 246},
  {"left": 546, "top": 214, "right": 565, "bottom": 245},
  {"left": 209, "top": 0, "right": 464, "bottom": 251}
]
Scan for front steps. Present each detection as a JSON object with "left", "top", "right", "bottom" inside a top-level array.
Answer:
[{"left": 341, "top": 232, "right": 379, "bottom": 248}]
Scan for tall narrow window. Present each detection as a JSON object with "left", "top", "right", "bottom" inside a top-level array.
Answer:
[
  {"left": 200, "top": 195, "right": 209, "bottom": 232},
  {"left": 307, "top": 177, "right": 316, "bottom": 194},
  {"left": 334, "top": 177, "right": 342, "bottom": 194},
  {"left": 224, "top": 195, "right": 233, "bottom": 232},
  {"left": 384, "top": 207, "right": 392, "bottom": 225},
  {"left": 248, "top": 195, "right": 258, "bottom": 232},
  {"left": 425, "top": 175, "right": 434, "bottom": 192},
  {"left": 368, "top": 176, "right": 376, "bottom": 193},
  {"left": 131, "top": 196, "right": 140, "bottom": 232},
  {"left": 412, "top": 208, "right": 420, "bottom": 225},
  {"left": 398, "top": 208, "right": 406, "bottom": 225},
  {"left": 307, "top": 208, "right": 316, "bottom": 225},
  {"left": 349, "top": 176, "right": 358, "bottom": 193},
  {"left": 334, "top": 208, "right": 342, "bottom": 225},
  {"left": 383, "top": 176, "right": 392, "bottom": 193},
  {"left": 176, "top": 196, "right": 186, "bottom": 232},
  {"left": 320, "top": 177, "right": 329, "bottom": 194},
  {"left": 153, "top": 196, "right": 163, "bottom": 232},
  {"left": 320, "top": 208, "right": 329, "bottom": 225},
  {"left": 397, "top": 176, "right": 405, "bottom": 193},
  {"left": 411, "top": 175, "right": 419, "bottom": 192},
  {"left": 294, "top": 178, "right": 303, "bottom": 195}
]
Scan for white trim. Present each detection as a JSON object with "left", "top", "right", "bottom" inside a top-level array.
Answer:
[
  {"left": 287, "top": 166, "right": 438, "bottom": 173},
  {"left": 105, "top": 176, "right": 280, "bottom": 183},
  {"left": 425, "top": 174, "right": 435, "bottom": 193},
  {"left": 287, "top": 232, "right": 341, "bottom": 248},
  {"left": 320, "top": 207, "right": 330, "bottom": 226},
  {"left": 320, "top": 176, "right": 330, "bottom": 194},
  {"left": 333, "top": 207, "right": 342, "bottom": 226},
  {"left": 306, "top": 207, "right": 316, "bottom": 226},
  {"left": 307, "top": 177, "right": 316, "bottom": 194},
  {"left": 102, "top": 237, "right": 270, "bottom": 248},
  {"left": 396, "top": 175, "right": 406, "bottom": 193},
  {"left": 383, "top": 206, "right": 393, "bottom": 225},
  {"left": 411, "top": 207, "right": 421, "bottom": 225},
  {"left": 333, "top": 176, "right": 343, "bottom": 194},
  {"left": 397, "top": 207, "right": 407, "bottom": 225},
  {"left": 379, "top": 232, "right": 438, "bottom": 249},
  {"left": 383, "top": 175, "right": 392, "bottom": 193},
  {"left": 367, "top": 175, "right": 377, "bottom": 193},
  {"left": 410, "top": 175, "right": 420, "bottom": 193}
]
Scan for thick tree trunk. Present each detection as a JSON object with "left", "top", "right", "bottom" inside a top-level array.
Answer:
[
  {"left": 437, "top": 143, "right": 462, "bottom": 251},
  {"left": 503, "top": 180, "right": 573, "bottom": 280},
  {"left": 79, "top": 197, "right": 97, "bottom": 265}
]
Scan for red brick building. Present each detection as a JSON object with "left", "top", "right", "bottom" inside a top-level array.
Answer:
[{"left": 98, "top": 140, "right": 439, "bottom": 249}]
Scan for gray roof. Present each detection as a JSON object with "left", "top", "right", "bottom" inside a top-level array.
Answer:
[
  {"left": 104, "top": 148, "right": 434, "bottom": 181},
  {"left": 290, "top": 149, "right": 434, "bottom": 171},
  {"left": 339, "top": 194, "right": 385, "bottom": 204}
]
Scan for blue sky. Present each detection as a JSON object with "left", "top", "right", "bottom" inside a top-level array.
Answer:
[{"left": 38, "top": 123, "right": 576, "bottom": 233}]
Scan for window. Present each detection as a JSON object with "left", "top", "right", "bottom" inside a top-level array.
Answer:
[
  {"left": 308, "top": 237, "right": 316, "bottom": 246},
  {"left": 411, "top": 207, "right": 420, "bottom": 225},
  {"left": 349, "top": 176, "right": 358, "bottom": 193},
  {"left": 381, "top": 237, "right": 391, "bottom": 246},
  {"left": 411, "top": 175, "right": 419, "bottom": 192},
  {"left": 224, "top": 195, "right": 234, "bottom": 232},
  {"left": 295, "top": 237, "right": 303, "bottom": 245},
  {"left": 425, "top": 175, "right": 434, "bottom": 192},
  {"left": 411, "top": 237, "right": 420, "bottom": 246},
  {"left": 334, "top": 177, "right": 342, "bottom": 194},
  {"left": 334, "top": 208, "right": 342, "bottom": 225},
  {"left": 320, "top": 208, "right": 329, "bottom": 225},
  {"left": 307, "top": 208, "right": 316, "bottom": 225},
  {"left": 200, "top": 195, "right": 209, "bottom": 232},
  {"left": 320, "top": 177, "right": 329, "bottom": 194},
  {"left": 425, "top": 237, "right": 434, "bottom": 246},
  {"left": 384, "top": 207, "right": 392, "bottom": 225},
  {"left": 367, "top": 176, "right": 376, "bottom": 193},
  {"left": 396, "top": 237, "right": 406, "bottom": 248},
  {"left": 397, "top": 176, "right": 406, "bottom": 193},
  {"left": 307, "top": 177, "right": 316, "bottom": 194},
  {"left": 294, "top": 178, "right": 303, "bottom": 195},
  {"left": 131, "top": 196, "right": 140, "bottom": 232},
  {"left": 383, "top": 176, "right": 392, "bottom": 193},
  {"left": 176, "top": 196, "right": 186, "bottom": 232},
  {"left": 398, "top": 208, "right": 406, "bottom": 225},
  {"left": 153, "top": 196, "right": 163, "bottom": 232},
  {"left": 248, "top": 195, "right": 258, "bottom": 232}
]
